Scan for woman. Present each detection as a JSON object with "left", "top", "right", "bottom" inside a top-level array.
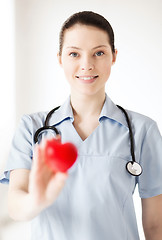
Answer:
[{"left": 1, "top": 11, "right": 162, "bottom": 240}]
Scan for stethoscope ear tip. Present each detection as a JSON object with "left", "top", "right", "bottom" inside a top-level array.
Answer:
[{"left": 126, "top": 161, "right": 143, "bottom": 176}]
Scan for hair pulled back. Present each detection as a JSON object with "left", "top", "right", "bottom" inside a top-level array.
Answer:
[{"left": 59, "top": 11, "right": 115, "bottom": 55}]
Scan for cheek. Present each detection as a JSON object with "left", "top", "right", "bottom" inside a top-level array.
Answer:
[
  {"left": 100, "top": 62, "right": 112, "bottom": 77},
  {"left": 62, "top": 63, "right": 76, "bottom": 83},
  {"left": 62, "top": 62, "right": 72, "bottom": 75}
]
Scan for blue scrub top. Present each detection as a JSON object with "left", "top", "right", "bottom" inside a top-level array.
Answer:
[{"left": 1, "top": 94, "right": 162, "bottom": 240}]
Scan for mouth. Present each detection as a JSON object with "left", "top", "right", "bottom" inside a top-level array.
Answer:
[{"left": 75, "top": 75, "right": 98, "bottom": 83}]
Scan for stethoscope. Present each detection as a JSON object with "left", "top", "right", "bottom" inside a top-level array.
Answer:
[{"left": 34, "top": 105, "right": 143, "bottom": 176}]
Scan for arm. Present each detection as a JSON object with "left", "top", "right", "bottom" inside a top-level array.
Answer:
[
  {"left": 142, "top": 194, "right": 162, "bottom": 240},
  {"left": 8, "top": 142, "right": 68, "bottom": 221},
  {"left": 8, "top": 169, "right": 42, "bottom": 221}
]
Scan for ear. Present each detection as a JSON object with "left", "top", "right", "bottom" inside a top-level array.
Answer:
[
  {"left": 57, "top": 52, "right": 62, "bottom": 67},
  {"left": 112, "top": 49, "right": 118, "bottom": 65}
]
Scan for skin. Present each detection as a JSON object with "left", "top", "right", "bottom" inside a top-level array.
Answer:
[
  {"left": 8, "top": 136, "right": 68, "bottom": 221},
  {"left": 142, "top": 195, "right": 162, "bottom": 239},
  {"left": 8, "top": 23, "right": 162, "bottom": 239},
  {"left": 58, "top": 24, "right": 116, "bottom": 98},
  {"left": 58, "top": 24, "right": 117, "bottom": 140}
]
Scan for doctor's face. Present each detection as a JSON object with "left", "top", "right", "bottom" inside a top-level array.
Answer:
[{"left": 58, "top": 24, "right": 117, "bottom": 96}]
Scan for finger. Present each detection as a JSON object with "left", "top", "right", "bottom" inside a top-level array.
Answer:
[
  {"left": 32, "top": 143, "right": 46, "bottom": 174},
  {"left": 32, "top": 144, "right": 40, "bottom": 167},
  {"left": 39, "top": 137, "right": 47, "bottom": 151},
  {"left": 55, "top": 134, "right": 61, "bottom": 141}
]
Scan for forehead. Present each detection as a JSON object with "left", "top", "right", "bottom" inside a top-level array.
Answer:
[{"left": 63, "top": 24, "right": 110, "bottom": 47}]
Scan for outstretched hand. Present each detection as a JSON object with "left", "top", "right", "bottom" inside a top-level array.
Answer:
[{"left": 28, "top": 137, "right": 68, "bottom": 209}]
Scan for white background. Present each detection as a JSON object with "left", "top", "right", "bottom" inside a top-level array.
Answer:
[{"left": 0, "top": 0, "right": 162, "bottom": 239}]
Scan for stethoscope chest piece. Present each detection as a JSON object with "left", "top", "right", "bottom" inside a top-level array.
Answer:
[
  {"left": 126, "top": 161, "right": 143, "bottom": 176},
  {"left": 34, "top": 104, "right": 144, "bottom": 177}
]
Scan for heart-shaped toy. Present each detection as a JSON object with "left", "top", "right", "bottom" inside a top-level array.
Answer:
[{"left": 44, "top": 138, "right": 78, "bottom": 173}]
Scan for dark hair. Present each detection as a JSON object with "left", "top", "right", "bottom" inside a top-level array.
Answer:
[{"left": 59, "top": 11, "right": 115, "bottom": 55}]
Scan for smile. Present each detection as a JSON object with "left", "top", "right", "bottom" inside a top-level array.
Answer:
[{"left": 75, "top": 75, "right": 98, "bottom": 81}]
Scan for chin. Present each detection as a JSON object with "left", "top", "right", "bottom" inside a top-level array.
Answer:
[{"left": 74, "top": 86, "right": 105, "bottom": 97}]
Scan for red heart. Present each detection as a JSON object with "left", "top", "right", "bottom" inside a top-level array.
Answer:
[{"left": 44, "top": 138, "right": 78, "bottom": 173}]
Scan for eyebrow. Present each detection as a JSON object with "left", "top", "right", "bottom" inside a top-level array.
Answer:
[
  {"left": 92, "top": 45, "right": 109, "bottom": 49},
  {"left": 66, "top": 45, "right": 109, "bottom": 50}
]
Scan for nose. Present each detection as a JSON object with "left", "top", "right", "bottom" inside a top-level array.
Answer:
[{"left": 81, "top": 55, "right": 94, "bottom": 71}]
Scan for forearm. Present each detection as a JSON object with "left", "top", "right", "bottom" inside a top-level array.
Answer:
[
  {"left": 144, "top": 226, "right": 162, "bottom": 240},
  {"left": 8, "top": 189, "right": 44, "bottom": 221},
  {"left": 142, "top": 194, "right": 162, "bottom": 240},
  {"left": 8, "top": 169, "right": 67, "bottom": 221},
  {"left": 8, "top": 157, "right": 68, "bottom": 221}
]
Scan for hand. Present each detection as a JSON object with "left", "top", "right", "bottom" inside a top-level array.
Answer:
[{"left": 28, "top": 137, "right": 68, "bottom": 210}]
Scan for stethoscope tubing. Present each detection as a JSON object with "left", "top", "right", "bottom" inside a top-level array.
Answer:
[
  {"left": 34, "top": 104, "right": 143, "bottom": 176},
  {"left": 116, "top": 105, "right": 136, "bottom": 163}
]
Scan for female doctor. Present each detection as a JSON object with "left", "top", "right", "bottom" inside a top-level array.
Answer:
[{"left": 1, "top": 11, "right": 162, "bottom": 240}]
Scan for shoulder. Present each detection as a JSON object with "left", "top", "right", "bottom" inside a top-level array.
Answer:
[
  {"left": 126, "top": 109, "right": 162, "bottom": 146},
  {"left": 11, "top": 110, "right": 50, "bottom": 149},
  {"left": 105, "top": 95, "right": 157, "bottom": 133},
  {"left": 20, "top": 110, "right": 48, "bottom": 129},
  {"left": 14, "top": 111, "right": 49, "bottom": 145},
  {"left": 126, "top": 109, "right": 156, "bottom": 131}
]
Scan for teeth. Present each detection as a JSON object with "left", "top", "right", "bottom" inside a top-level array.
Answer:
[
  {"left": 81, "top": 77, "right": 93, "bottom": 80},
  {"left": 76, "top": 76, "right": 97, "bottom": 80}
]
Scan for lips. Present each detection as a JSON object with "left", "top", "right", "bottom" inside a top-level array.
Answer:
[
  {"left": 76, "top": 75, "right": 98, "bottom": 80},
  {"left": 75, "top": 75, "right": 98, "bottom": 83}
]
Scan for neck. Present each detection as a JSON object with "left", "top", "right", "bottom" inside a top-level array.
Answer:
[{"left": 70, "top": 90, "right": 106, "bottom": 120}]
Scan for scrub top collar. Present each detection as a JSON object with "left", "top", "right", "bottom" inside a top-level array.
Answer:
[
  {"left": 48, "top": 96, "right": 74, "bottom": 126},
  {"left": 99, "top": 94, "right": 128, "bottom": 128},
  {"left": 48, "top": 94, "right": 128, "bottom": 129}
]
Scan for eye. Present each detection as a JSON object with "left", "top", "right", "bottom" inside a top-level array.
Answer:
[
  {"left": 69, "top": 52, "right": 78, "bottom": 57},
  {"left": 95, "top": 51, "right": 104, "bottom": 56}
]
